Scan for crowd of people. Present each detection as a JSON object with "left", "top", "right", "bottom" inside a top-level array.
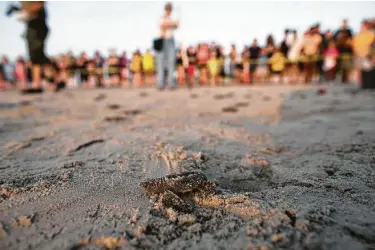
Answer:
[{"left": 1, "top": 18, "right": 374, "bottom": 91}]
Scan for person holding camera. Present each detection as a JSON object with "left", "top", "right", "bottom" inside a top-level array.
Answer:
[
  {"left": 7, "top": 2, "right": 62, "bottom": 93},
  {"left": 155, "top": 2, "right": 179, "bottom": 90}
]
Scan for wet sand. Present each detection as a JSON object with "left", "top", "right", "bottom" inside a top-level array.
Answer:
[{"left": 0, "top": 85, "right": 375, "bottom": 250}]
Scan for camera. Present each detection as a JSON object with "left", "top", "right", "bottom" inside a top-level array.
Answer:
[{"left": 6, "top": 4, "right": 21, "bottom": 17}]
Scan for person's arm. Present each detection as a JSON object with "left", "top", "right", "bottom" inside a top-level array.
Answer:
[
  {"left": 160, "top": 19, "right": 179, "bottom": 30},
  {"left": 347, "top": 29, "right": 353, "bottom": 38},
  {"left": 333, "top": 30, "right": 340, "bottom": 41},
  {"left": 21, "top": 1, "right": 44, "bottom": 15}
]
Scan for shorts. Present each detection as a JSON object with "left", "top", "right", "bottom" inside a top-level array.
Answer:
[
  {"left": 219, "top": 67, "right": 226, "bottom": 77},
  {"left": 187, "top": 65, "right": 195, "bottom": 77},
  {"left": 235, "top": 63, "right": 243, "bottom": 70},
  {"left": 198, "top": 63, "right": 207, "bottom": 70},
  {"left": 249, "top": 63, "right": 257, "bottom": 72},
  {"left": 354, "top": 56, "right": 371, "bottom": 70},
  {"left": 120, "top": 68, "right": 128, "bottom": 78},
  {"left": 272, "top": 70, "right": 282, "bottom": 75},
  {"left": 26, "top": 27, "right": 50, "bottom": 65},
  {"left": 255, "top": 67, "right": 268, "bottom": 77},
  {"left": 143, "top": 66, "right": 154, "bottom": 74}
]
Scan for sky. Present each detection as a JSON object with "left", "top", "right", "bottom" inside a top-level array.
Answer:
[{"left": 0, "top": 1, "right": 374, "bottom": 59}]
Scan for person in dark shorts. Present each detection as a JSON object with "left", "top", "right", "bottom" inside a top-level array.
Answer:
[{"left": 17, "top": 2, "right": 63, "bottom": 92}]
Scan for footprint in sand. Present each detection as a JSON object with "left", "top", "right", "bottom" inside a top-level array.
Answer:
[
  {"left": 104, "top": 116, "right": 127, "bottom": 122},
  {"left": 235, "top": 102, "right": 249, "bottom": 108},
  {"left": 94, "top": 93, "right": 107, "bottom": 102},
  {"left": 222, "top": 106, "right": 238, "bottom": 113},
  {"left": 107, "top": 104, "right": 121, "bottom": 110},
  {"left": 122, "top": 109, "right": 142, "bottom": 116},
  {"left": 263, "top": 96, "right": 272, "bottom": 101}
]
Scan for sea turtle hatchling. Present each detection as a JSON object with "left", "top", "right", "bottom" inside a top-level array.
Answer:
[{"left": 140, "top": 171, "right": 216, "bottom": 213}]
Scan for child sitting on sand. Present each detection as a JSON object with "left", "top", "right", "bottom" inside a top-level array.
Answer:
[
  {"left": 269, "top": 48, "right": 286, "bottom": 84},
  {"left": 207, "top": 50, "right": 220, "bottom": 86}
]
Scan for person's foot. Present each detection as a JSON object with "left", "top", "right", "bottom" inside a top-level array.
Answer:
[
  {"left": 55, "top": 81, "right": 66, "bottom": 92},
  {"left": 20, "top": 87, "right": 44, "bottom": 95}
]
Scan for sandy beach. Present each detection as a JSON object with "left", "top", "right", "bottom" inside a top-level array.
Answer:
[{"left": 0, "top": 85, "right": 375, "bottom": 250}]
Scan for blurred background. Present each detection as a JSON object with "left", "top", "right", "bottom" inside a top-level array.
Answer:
[{"left": 1, "top": 1, "right": 375, "bottom": 58}]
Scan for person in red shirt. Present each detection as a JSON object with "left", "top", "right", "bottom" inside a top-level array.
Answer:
[{"left": 186, "top": 46, "right": 197, "bottom": 88}]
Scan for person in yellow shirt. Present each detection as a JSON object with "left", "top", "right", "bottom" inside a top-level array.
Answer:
[
  {"left": 268, "top": 48, "right": 287, "bottom": 84},
  {"left": 130, "top": 50, "right": 143, "bottom": 87},
  {"left": 352, "top": 21, "right": 375, "bottom": 84},
  {"left": 207, "top": 50, "right": 220, "bottom": 86},
  {"left": 142, "top": 49, "right": 155, "bottom": 86}
]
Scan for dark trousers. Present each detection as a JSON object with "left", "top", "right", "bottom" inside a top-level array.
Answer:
[{"left": 26, "top": 26, "right": 50, "bottom": 65}]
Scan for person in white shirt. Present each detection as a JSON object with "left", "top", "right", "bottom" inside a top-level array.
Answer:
[{"left": 156, "top": 2, "right": 179, "bottom": 89}]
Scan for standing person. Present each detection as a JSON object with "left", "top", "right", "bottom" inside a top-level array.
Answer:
[
  {"left": 269, "top": 47, "right": 287, "bottom": 84},
  {"left": 0, "top": 61, "right": 4, "bottom": 91},
  {"left": 320, "top": 30, "right": 335, "bottom": 81},
  {"left": 229, "top": 44, "right": 237, "bottom": 80},
  {"left": 265, "top": 35, "right": 276, "bottom": 58},
  {"left": 217, "top": 46, "right": 226, "bottom": 83},
  {"left": 142, "top": 49, "right": 155, "bottom": 87},
  {"left": 249, "top": 39, "right": 261, "bottom": 83},
  {"left": 175, "top": 49, "right": 185, "bottom": 86},
  {"left": 1, "top": 57, "right": 15, "bottom": 88},
  {"left": 264, "top": 35, "right": 276, "bottom": 78},
  {"left": 15, "top": 57, "right": 27, "bottom": 89},
  {"left": 352, "top": 20, "right": 375, "bottom": 84},
  {"left": 108, "top": 50, "right": 120, "bottom": 86},
  {"left": 186, "top": 46, "right": 197, "bottom": 88},
  {"left": 313, "top": 24, "right": 325, "bottom": 83},
  {"left": 280, "top": 30, "right": 291, "bottom": 83},
  {"left": 18, "top": 2, "right": 60, "bottom": 92},
  {"left": 130, "top": 50, "right": 143, "bottom": 87},
  {"left": 76, "top": 52, "right": 89, "bottom": 87},
  {"left": 94, "top": 51, "right": 104, "bottom": 87},
  {"left": 334, "top": 19, "right": 354, "bottom": 83},
  {"left": 302, "top": 26, "right": 322, "bottom": 83},
  {"left": 241, "top": 47, "right": 250, "bottom": 84},
  {"left": 156, "top": 2, "right": 179, "bottom": 90},
  {"left": 287, "top": 30, "right": 304, "bottom": 83},
  {"left": 207, "top": 50, "right": 220, "bottom": 87},
  {"left": 323, "top": 40, "right": 339, "bottom": 82},
  {"left": 254, "top": 49, "right": 270, "bottom": 84},
  {"left": 197, "top": 43, "right": 209, "bottom": 85},
  {"left": 119, "top": 51, "right": 129, "bottom": 87}
]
